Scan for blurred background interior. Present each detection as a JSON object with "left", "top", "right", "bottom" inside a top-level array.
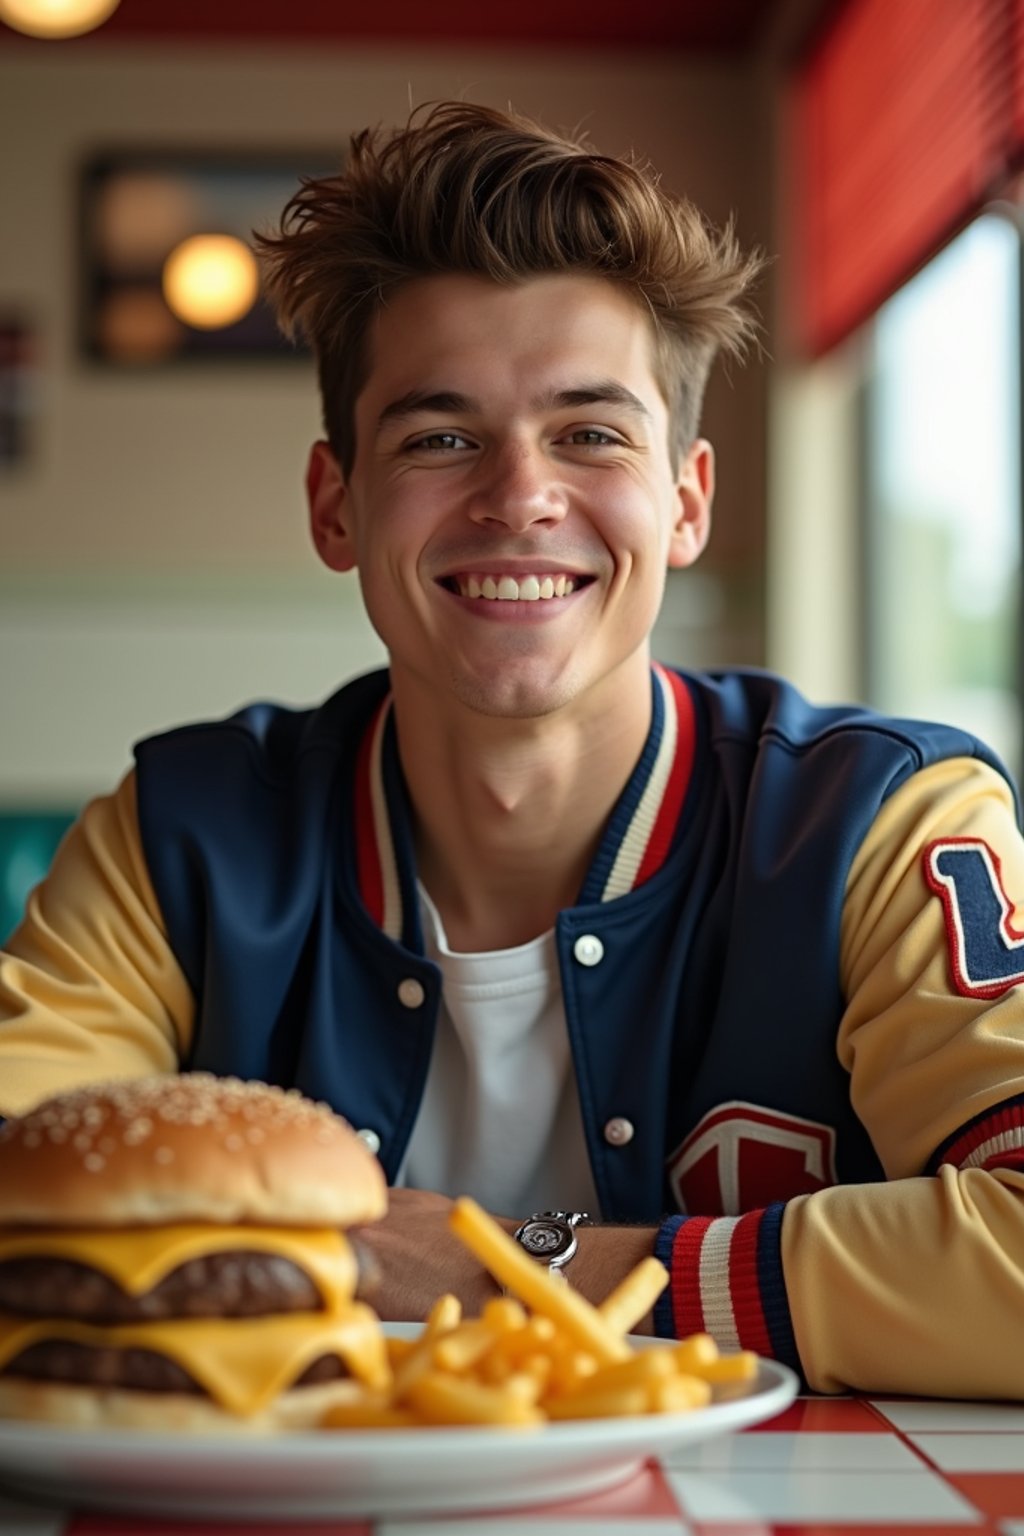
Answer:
[{"left": 1, "top": 0, "right": 1021, "bottom": 937}]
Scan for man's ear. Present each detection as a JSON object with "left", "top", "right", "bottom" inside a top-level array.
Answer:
[
  {"left": 667, "top": 438, "right": 715, "bottom": 570},
  {"left": 307, "top": 440, "right": 357, "bottom": 573}
]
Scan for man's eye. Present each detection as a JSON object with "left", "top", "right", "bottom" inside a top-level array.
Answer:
[
  {"left": 412, "top": 432, "right": 472, "bottom": 452},
  {"left": 566, "top": 429, "right": 618, "bottom": 446}
]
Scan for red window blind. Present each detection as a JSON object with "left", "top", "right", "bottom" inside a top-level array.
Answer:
[
  {"left": 1014, "top": 0, "right": 1024, "bottom": 144},
  {"left": 790, "top": 0, "right": 1017, "bottom": 355}
]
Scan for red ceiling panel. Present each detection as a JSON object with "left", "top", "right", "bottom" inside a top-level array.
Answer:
[{"left": 0, "top": 0, "right": 782, "bottom": 53}]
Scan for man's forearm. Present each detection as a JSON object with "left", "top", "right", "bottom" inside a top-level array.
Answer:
[
  {"left": 556, "top": 1222, "right": 661, "bottom": 1333},
  {"left": 355, "top": 1188, "right": 664, "bottom": 1329}
]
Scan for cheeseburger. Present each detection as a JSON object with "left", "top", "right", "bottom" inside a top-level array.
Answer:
[{"left": 0, "top": 1073, "right": 389, "bottom": 1430}]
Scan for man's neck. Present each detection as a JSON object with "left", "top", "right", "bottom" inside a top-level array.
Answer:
[{"left": 392, "top": 664, "right": 654, "bottom": 953}]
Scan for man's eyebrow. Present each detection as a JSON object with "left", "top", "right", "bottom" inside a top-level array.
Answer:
[
  {"left": 376, "top": 391, "right": 475, "bottom": 432},
  {"left": 535, "top": 382, "right": 653, "bottom": 421}
]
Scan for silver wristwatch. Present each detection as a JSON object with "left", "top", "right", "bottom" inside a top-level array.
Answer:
[{"left": 513, "top": 1211, "right": 591, "bottom": 1279}]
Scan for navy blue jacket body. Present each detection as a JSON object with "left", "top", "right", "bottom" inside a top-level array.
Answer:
[{"left": 134, "top": 666, "right": 1010, "bottom": 1223}]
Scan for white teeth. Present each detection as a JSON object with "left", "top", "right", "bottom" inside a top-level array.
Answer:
[{"left": 455, "top": 573, "right": 579, "bottom": 601}]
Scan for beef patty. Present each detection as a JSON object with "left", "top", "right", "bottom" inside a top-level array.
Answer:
[
  {"left": 0, "top": 1251, "right": 323, "bottom": 1322},
  {"left": 3, "top": 1340, "right": 349, "bottom": 1393}
]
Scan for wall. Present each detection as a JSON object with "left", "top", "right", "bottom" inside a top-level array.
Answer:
[
  {"left": 0, "top": 42, "right": 770, "bottom": 807},
  {"left": 765, "top": 348, "right": 865, "bottom": 704}
]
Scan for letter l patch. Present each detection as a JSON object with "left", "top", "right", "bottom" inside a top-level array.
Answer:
[{"left": 924, "top": 837, "right": 1024, "bottom": 998}]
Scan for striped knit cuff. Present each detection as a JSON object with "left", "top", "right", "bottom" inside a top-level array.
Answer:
[
  {"left": 926, "top": 1091, "right": 1024, "bottom": 1175},
  {"left": 653, "top": 1206, "right": 802, "bottom": 1376}
]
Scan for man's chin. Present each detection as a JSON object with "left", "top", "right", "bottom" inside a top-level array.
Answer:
[{"left": 445, "top": 665, "right": 582, "bottom": 721}]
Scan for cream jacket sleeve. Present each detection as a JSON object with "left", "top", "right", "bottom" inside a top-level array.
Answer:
[
  {"left": 783, "top": 756, "right": 1024, "bottom": 1397},
  {"left": 0, "top": 771, "right": 193, "bottom": 1116}
]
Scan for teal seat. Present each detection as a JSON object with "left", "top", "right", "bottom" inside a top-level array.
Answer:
[{"left": 0, "top": 812, "right": 78, "bottom": 944}]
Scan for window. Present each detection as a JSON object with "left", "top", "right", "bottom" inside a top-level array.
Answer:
[{"left": 866, "top": 213, "right": 1022, "bottom": 779}]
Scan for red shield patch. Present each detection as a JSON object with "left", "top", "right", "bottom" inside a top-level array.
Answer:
[{"left": 667, "top": 1100, "right": 837, "bottom": 1215}]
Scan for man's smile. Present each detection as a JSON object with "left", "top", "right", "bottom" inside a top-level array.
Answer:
[{"left": 440, "top": 572, "right": 593, "bottom": 601}]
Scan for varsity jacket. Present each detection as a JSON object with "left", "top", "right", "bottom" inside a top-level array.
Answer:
[{"left": 4, "top": 663, "right": 1024, "bottom": 1397}]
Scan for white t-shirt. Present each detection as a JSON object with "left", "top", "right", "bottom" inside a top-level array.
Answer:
[{"left": 394, "top": 885, "right": 599, "bottom": 1217}]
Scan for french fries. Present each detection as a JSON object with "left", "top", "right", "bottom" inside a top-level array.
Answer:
[
  {"left": 320, "top": 1196, "right": 758, "bottom": 1432},
  {"left": 448, "top": 1196, "right": 631, "bottom": 1367}
]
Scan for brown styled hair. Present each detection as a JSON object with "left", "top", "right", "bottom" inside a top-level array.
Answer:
[{"left": 256, "top": 101, "right": 763, "bottom": 475}]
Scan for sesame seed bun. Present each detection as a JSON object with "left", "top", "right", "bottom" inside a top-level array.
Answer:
[{"left": 0, "top": 1074, "right": 387, "bottom": 1229}]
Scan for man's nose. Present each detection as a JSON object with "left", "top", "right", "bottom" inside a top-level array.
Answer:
[{"left": 468, "top": 441, "right": 569, "bottom": 531}]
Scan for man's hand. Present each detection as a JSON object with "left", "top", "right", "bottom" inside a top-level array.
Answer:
[
  {"left": 352, "top": 1187, "right": 662, "bottom": 1332},
  {"left": 351, "top": 1187, "right": 511, "bottom": 1320}
]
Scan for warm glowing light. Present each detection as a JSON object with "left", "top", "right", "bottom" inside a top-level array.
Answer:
[
  {"left": 0, "top": 0, "right": 121, "bottom": 38},
  {"left": 96, "top": 288, "right": 184, "bottom": 364},
  {"left": 96, "top": 173, "right": 199, "bottom": 270},
  {"left": 161, "top": 234, "right": 260, "bottom": 331}
]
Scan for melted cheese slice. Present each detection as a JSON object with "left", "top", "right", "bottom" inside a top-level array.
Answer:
[
  {"left": 0, "top": 1223, "right": 356, "bottom": 1304},
  {"left": 0, "top": 1224, "right": 386, "bottom": 1415},
  {"left": 0, "top": 1301, "right": 390, "bottom": 1414}
]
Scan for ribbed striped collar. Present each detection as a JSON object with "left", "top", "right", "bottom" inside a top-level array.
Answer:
[{"left": 354, "top": 663, "right": 696, "bottom": 943}]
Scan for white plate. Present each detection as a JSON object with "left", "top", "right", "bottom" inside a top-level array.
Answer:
[{"left": 0, "top": 1328, "right": 798, "bottom": 1521}]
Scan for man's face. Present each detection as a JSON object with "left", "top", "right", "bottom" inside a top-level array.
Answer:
[{"left": 307, "top": 272, "right": 713, "bottom": 722}]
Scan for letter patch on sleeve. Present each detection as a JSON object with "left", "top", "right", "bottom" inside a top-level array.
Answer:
[{"left": 924, "top": 837, "right": 1024, "bottom": 998}]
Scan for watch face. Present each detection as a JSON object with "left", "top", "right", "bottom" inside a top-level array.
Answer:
[{"left": 519, "top": 1217, "right": 574, "bottom": 1262}]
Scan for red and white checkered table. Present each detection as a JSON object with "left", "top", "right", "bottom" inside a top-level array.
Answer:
[{"left": 4, "top": 1395, "right": 1024, "bottom": 1535}]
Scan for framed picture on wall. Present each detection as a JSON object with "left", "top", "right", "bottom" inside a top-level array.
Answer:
[
  {"left": 78, "top": 149, "right": 338, "bottom": 366},
  {"left": 0, "top": 314, "right": 37, "bottom": 467}
]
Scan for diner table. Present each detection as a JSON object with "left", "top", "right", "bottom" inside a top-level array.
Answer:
[{"left": 2, "top": 1392, "right": 1024, "bottom": 1536}]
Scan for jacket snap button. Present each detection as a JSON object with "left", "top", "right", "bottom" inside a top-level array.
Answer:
[
  {"left": 573, "top": 934, "right": 604, "bottom": 967},
  {"left": 355, "top": 1127, "right": 381, "bottom": 1155},
  {"left": 604, "top": 1116, "right": 634, "bottom": 1147},
  {"left": 398, "top": 977, "right": 425, "bottom": 1008}
]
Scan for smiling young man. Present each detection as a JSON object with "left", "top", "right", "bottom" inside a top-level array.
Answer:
[
  {"left": 3, "top": 102, "right": 1024, "bottom": 1401},
  {"left": 306, "top": 271, "right": 713, "bottom": 953}
]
